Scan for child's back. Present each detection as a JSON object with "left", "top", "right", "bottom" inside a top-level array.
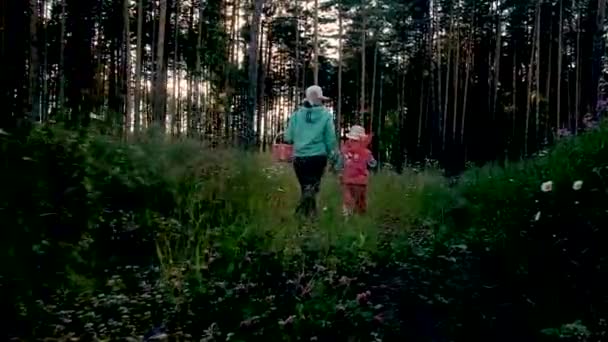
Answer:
[
  {"left": 340, "top": 140, "right": 374, "bottom": 185},
  {"left": 336, "top": 126, "right": 377, "bottom": 216}
]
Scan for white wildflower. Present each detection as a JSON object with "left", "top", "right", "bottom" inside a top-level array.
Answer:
[
  {"left": 0, "top": 128, "right": 9, "bottom": 136},
  {"left": 541, "top": 181, "right": 553, "bottom": 192},
  {"left": 572, "top": 180, "right": 583, "bottom": 191},
  {"left": 534, "top": 211, "right": 541, "bottom": 221}
]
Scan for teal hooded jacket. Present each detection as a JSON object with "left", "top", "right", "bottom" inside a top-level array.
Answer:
[{"left": 285, "top": 101, "right": 337, "bottom": 158}]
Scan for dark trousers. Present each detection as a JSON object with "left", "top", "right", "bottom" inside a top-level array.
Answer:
[{"left": 293, "top": 155, "right": 328, "bottom": 218}]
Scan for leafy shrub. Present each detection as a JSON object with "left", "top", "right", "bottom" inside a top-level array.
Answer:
[{"left": 3, "top": 123, "right": 608, "bottom": 340}]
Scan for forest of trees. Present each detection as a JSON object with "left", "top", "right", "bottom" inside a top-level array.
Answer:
[{"left": 1, "top": 0, "right": 607, "bottom": 170}]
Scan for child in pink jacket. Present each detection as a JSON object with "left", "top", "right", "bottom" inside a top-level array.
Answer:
[{"left": 335, "top": 125, "right": 377, "bottom": 216}]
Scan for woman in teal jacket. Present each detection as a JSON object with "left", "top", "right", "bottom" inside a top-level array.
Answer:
[{"left": 285, "top": 85, "right": 338, "bottom": 218}]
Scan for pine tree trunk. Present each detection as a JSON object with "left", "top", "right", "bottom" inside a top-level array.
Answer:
[
  {"left": 29, "top": 0, "right": 39, "bottom": 121},
  {"left": 295, "top": 0, "right": 300, "bottom": 100},
  {"left": 313, "top": 0, "right": 319, "bottom": 84},
  {"left": 452, "top": 18, "right": 460, "bottom": 142},
  {"left": 256, "top": 22, "right": 265, "bottom": 147},
  {"left": 247, "top": 0, "right": 264, "bottom": 147},
  {"left": 575, "top": 1, "right": 581, "bottom": 134},
  {"left": 524, "top": 0, "right": 539, "bottom": 156},
  {"left": 134, "top": 0, "right": 144, "bottom": 132},
  {"left": 187, "top": 71, "right": 193, "bottom": 136},
  {"left": 436, "top": 2, "right": 442, "bottom": 122},
  {"left": 534, "top": 1, "right": 541, "bottom": 148},
  {"left": 593, "top": 0, "right": 606, "bottom": 108},
  {"left": 556, "top": 0, "right": 563, "bottom": 136},
  {"left": 153, "top": 0, "right": 168, "bottom": 128},
  {"left": 230, "top": 0, "right": 237, "bottom": 65},
  {"left": 124, "top": 0, "right": 131, "bottom": 133},
  {"left": 461, "top": 39, "right": 472, "bottom": 145},
  {"left": 336, "top": 7, "right": 343, "bottom": 137},
  {"left": 492, "top": 5, "right": 502, "bottom": 118},
  {"left": 58, "top": 0, "right": 67, "bottom": 111},
  {"left": 378, "top": 71, "right": 384, "bottom": 164},
  {"left": 196, "top": 1, "right": 203, "bottom": 137},
  {"left": 418, "top": 76, "right": 425, "bottom": 149},
  {"left": 264, "top": 27, "right": 273, "bottom": 148},
  {"left": 512, "top": 43, "right": 517, "bottom": 143},
  {"left": 370, "top": 40, "right": 378, "bottom": 134},
  {"left": 42, "top": 0, "right": 48, "bottom": 121},
  {"left": 544, "top": 14, "right": 553, "bottom": 143},
  {"left": 172, "top": 0, "right": 180, "bottom": 136},
  {"left": 442, "top": 14, "right": 453, "bottom": 151},
  {"left": 360, "top": 2, "right": 366, "bottom": 124}
]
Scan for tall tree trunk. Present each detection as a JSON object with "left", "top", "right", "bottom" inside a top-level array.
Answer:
[
  {"left": 124, "top": 0, "right": 132, "bottom": 133},
  {"left": 153, "top": 0, "right": 168, "bottom": 128},
  {"left": 378, "top": 70, "right": 384, "bottom": 164},
  {"left": 134, "top": 0, "right": 144, "bottom": 132},
  {"left": 524, "top": 0, "right": 540, "bottom": 156},
  {"left": 492, "top": 4, "right": 502, "bottom": 118},
  {"left": 172, "top": 0, "right": 180, "bottom": 135},
  {"left": 295, "top": 0, "right": 300, "bottom": 100},
  {"left": 575, "top": 1, "right": 581, "bottom": 134},
  {"left": 442, "top": 13, "right": 453, "bottom": 151},
  {"left": 418, "top": 76, "right": 425, "bottom": 149},
  {"left": 187, "top": 72, "right": 193, "bottom": 135},
  {"left": 544, "top": 12, "right": 553, "bottom": 143},
  {"left": 177, "top": 59, "right": 182, "bottom": 136},
  {"left": 436, "top": 2, "right": 442, "bottom": 122},
  {"left": 534, "top": 0, "right": 541, "bottom": 148},
  {"left": 264, "top": 27, "right": 273, "bottom": 148},
  {"left": 313, "top": 0, "right": 319, "bottom": 84},
  {"left": 42, "top": 0, "right": 48, "bottom": 121},
  {"left": 336, "top": 7, "right": 343, "bottom": 137},
  {"left": 196, "top": 1, "right": 203, "bottom": 137},
  {"left": 556, "top": 0, "right": 563, "bottom": 136},
  {"left": 512, "top": 42, "right": 517, "bottom": 144},
  {"left": 230, "top": 0, "right": 237, "bottom": 65},
  {"left": 452, "top": 18, "right": 460, "bottom": 142},
  {"left": 359, "top": 1, "right": 366, "bottom": 124},
  {"left": 593, "top": 0, "right": 607, "bottom": 107},
  {"left": 247, "top": 0, "right": 264, "bottom": 147},
  {"left": 256, "top": 22, "right": 265, "bottom": 147},
  {"left": 109, "top": 39, "right": 119, "bottom": 114},
  {"left": 29, "top": 0, "right": 39, "bottom": 121},
  {"left": 58, "top": 0, "right": 67, "bottom": 111},
  {"left": 302, "top": 0, "right": 308, "bottom": 91},
  {"left": 370, "top": 40, "right": 378, "bottom": 134},
  {"left": 226, "top": 0, "right": 238, "bottom": 140},
  {"left": 461, "top": 38, "right": 472, "bottom": 144}
]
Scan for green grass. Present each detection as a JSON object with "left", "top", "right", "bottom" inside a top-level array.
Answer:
[{"left": 3, "top": 122, "right": 608, "bottom": 340}]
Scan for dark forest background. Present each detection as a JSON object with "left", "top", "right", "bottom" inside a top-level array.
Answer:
[{"left": 2, "top": 0, "right": 606, "bottom": 171}]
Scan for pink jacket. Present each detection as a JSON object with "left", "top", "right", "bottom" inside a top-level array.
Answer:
[{"left": 339, "top": 140, "right": 377, "bottom": 185}]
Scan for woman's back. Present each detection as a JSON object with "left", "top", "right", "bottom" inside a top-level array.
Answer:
[{"left": 285, "top": 101, "right": 336, "bottom": 157}]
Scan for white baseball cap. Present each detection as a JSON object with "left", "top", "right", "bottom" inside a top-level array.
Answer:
[{"left": 305, "top": 85, "right": 329, "bottom": 103}]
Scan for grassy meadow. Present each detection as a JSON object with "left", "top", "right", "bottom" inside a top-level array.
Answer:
[{"left": 1, "top": 124, "right": 608, "bottom": 341}]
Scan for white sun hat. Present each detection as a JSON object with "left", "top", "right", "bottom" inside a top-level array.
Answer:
[
  {"left": 346, "top": 125, "right": 366, "bottom": 141},
  {"left": 305, "top": 85, "right": 329, "bottom": 103}
]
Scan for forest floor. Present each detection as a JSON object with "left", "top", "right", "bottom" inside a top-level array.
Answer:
[{"left": 3, "top": 124, "right": 608, "bottom": 341}]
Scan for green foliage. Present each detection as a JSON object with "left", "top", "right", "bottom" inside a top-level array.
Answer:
[
  {"left": 541, "top": 320, "right": 592, "bottom": 341},
  {"left": 3, "top": 123, "right": 608, "bottom": 340}
]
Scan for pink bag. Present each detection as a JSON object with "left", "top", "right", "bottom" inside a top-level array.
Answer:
[{"left": 272, "top": 132, "right": 293, "bottom": 162}]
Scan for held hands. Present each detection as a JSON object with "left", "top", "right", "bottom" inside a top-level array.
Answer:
[{"left": 330, "top": 152, "right": 344, "bottom": 172}]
